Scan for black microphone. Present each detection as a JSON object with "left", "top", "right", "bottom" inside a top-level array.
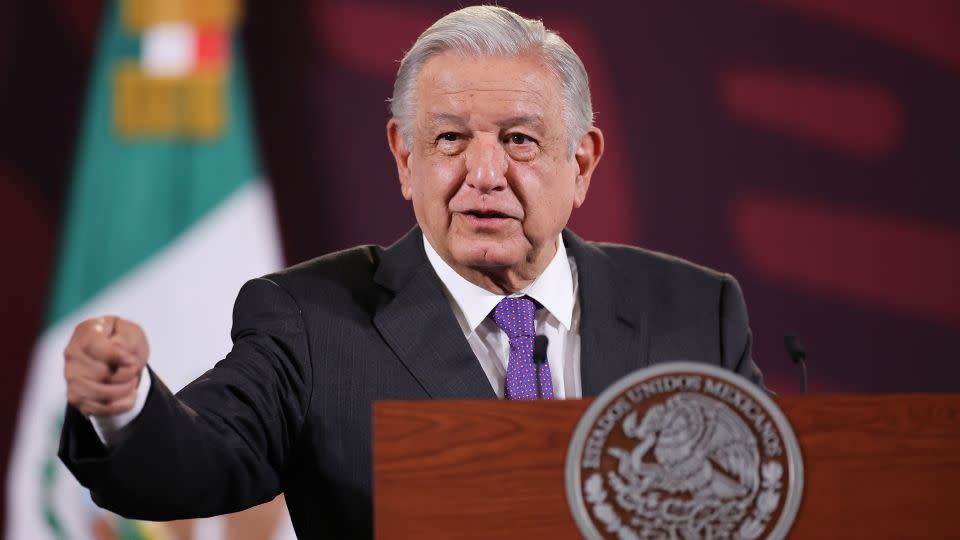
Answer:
[
  {"left": 783, "top": 335, "right": 808, "bottom": 394},
  {"left": 533, "top": 335, "right": 549, "bottom": 400}
]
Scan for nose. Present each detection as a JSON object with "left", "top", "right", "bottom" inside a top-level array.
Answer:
[{"left": 464, "top": 134, "right": 508, "bottom": 193}]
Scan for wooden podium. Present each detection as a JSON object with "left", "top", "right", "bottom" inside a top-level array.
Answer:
[{"left": 374, "top": 395, "right": 960, "bottom": 539}]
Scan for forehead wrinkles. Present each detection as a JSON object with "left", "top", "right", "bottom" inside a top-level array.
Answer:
[
  {"left": 432, "top": 64, "right": 550, "bottom": 96},
  {"left": 426, "top": 75, "right": 549, "bottom": 109},
  {"left": 415, "top": 54, "right": 562, "bottom": 115},
  {"left": 428, "top": 90, "right": 548, "bottom": 122},
  {"left": 438, "top": 87, "right": 543, "bottom": 103}
]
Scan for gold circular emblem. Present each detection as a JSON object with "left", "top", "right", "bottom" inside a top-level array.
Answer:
[{"left": 566, "top": 362, "right": 803, "bottom": 540}]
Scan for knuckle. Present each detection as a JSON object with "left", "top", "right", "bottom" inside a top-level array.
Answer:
[
  {"left": 79, "top": 335, "right": 99, "bottom": 355},
  {"left": 75, "top": 319, "right": 98, "bottom": 338}
]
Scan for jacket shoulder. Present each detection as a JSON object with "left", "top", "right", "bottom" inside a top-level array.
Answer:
[
  {"left": 586, "top": 241, "right": 738, "bottom": 332},
  {"left": 256, "top": 245, "right": 388, "bottom": 313},
  {"left": 590, "top": 241, "right": 729, "bottom": 287},
  {"left": 276, "top": 244, "right": 382, "bottom": 280}
]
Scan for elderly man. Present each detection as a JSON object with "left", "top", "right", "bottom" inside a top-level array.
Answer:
[{"left": 60, "top": 5, "right": 764, "bottom": 538}]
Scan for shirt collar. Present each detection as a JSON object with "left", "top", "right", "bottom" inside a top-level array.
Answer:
[{"left": 423, "top": 235, "right": 576, "bottom": 335}]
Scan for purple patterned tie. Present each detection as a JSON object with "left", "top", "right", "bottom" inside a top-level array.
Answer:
[{"left": 492, "top": 296, "right": 555, "bottom": 400}]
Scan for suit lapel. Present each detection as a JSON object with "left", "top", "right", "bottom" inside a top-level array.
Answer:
[
  {"left": 372, "top": 227, "right": 647, "bottom": 399},
  {"left": 564, "top": 230, "right": 650, "bottom": 396},
  {"left": 373, "top": 228, "right": 496, "bottom": 400}
]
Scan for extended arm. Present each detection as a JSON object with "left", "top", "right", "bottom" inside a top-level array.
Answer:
[{"left": 59, "top": 277, "right": 312, "bottom": 520}]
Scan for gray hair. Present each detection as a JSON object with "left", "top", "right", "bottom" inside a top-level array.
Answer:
[{"left": 389, "top": 5, "right": 593, "bottom": 156}]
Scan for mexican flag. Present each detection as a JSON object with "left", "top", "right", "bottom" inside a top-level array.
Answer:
[{"left": 5, "top": 1, "right": 291, "bottom": 538}]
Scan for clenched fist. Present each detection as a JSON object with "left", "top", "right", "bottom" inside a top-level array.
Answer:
[{"left": 64, "top": 316, "right": 149, "bottom": 416}]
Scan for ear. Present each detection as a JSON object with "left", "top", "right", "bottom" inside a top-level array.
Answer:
[
  {"left": 387, "top": 118, "right": 414, "bottom": 200},
  {"left": 572, "top": 127, "right": 604, "bottom": 208}
]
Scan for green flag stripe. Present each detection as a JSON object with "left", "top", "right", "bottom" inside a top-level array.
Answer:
[{"left": 46, "top": 0, "right": 259, "bottom": 327}]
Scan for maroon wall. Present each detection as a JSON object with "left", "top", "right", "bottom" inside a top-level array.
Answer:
[
  {"left": 244, "top": 0, "right": 960, "bottom": 395},
  {"left": 2, "top": 0, "right": 958, "bottom": 530}
]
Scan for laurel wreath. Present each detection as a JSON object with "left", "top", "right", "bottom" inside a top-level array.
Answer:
[
  {"left": 737, "top": 461, "right": 782, "bottom": 539},
  {"left": 584, "top": 459, "right": 782, "bottom": 540}
]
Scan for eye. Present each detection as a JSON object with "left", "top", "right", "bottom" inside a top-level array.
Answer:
[
  {"left": 503, "top": 132, "right": 540, "bottom": 161},
  {"left": 507, "top": 133, "right": 537, "bottom": 145},
  {"left": 434, "top": 131, "right": 467, "bottom": 155}
]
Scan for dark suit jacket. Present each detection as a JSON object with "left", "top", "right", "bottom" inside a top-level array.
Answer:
[{"left": 59, "top": 227, "right": 763, "bottom": 538}]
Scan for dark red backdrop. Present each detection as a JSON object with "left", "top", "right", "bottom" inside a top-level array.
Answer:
[{"left": 1, "top": 0, "right": 958, "bottom": 530}]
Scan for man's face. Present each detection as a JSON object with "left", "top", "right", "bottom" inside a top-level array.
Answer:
[{"left": 387, "top": 52, "right": 603, "bottom": 288}]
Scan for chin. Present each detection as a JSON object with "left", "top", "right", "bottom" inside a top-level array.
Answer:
[{"left": 452, "top": 240, "right": 524, "bottom": 269}]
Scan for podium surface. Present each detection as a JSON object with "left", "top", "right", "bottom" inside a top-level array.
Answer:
[{"left": 374, "top": 395, "right": 960, "bottom": 539}]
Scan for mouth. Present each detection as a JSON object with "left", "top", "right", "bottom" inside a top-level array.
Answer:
[
  {"left": 457, "top": 209, "right": 516, "bottom": 230},
  {"left": 464, "top": 210, "right": 512, "bottom": 219}
]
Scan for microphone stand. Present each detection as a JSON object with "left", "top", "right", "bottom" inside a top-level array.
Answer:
[{"left": 784, "top": 335, "right": 808, "bottom": 394}]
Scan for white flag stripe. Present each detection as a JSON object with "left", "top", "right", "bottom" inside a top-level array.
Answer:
[
  {"left": 141, "top": 23, "right": 197, "bottom": 77},
  {"left": 6, "top": 181, "right": 294, "bottom": 540}
]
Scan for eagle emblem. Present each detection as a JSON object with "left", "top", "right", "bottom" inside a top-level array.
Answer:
[{"left": 566, "top": 363, "right": 802, "bottom": 540}]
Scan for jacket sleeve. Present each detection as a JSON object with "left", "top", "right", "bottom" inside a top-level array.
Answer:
[
  {"left": 719, "top": 274, "right": 767, "bottom": 391},
  {"left": 59, "top": 277, "right": 313, "bottom": 520}
]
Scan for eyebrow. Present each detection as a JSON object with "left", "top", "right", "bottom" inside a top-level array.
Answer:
[
  {"left": 425, "top": 113, "right": 546, "bottom": 133},
  {"left": 499, "top": 114, "right": 546, "bottom": 133},
  {"left": 426, "top": 113, "right": 467, "bottom": 130}
]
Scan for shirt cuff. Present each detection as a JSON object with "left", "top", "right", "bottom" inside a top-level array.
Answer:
[{"left": 89, "top": 368, "right": 152, "bottom": 447}]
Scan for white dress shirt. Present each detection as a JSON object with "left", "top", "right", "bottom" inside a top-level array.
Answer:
[
  {"left": 423, "top": 236, "right": 582, "bottom": 399},
  {"left": 92, "top": 235, "right": 583, "bottom": 443}
]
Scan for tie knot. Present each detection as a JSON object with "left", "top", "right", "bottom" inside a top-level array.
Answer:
[{"left": 492, "top": 296, "right": 536, "bottom": 339}]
